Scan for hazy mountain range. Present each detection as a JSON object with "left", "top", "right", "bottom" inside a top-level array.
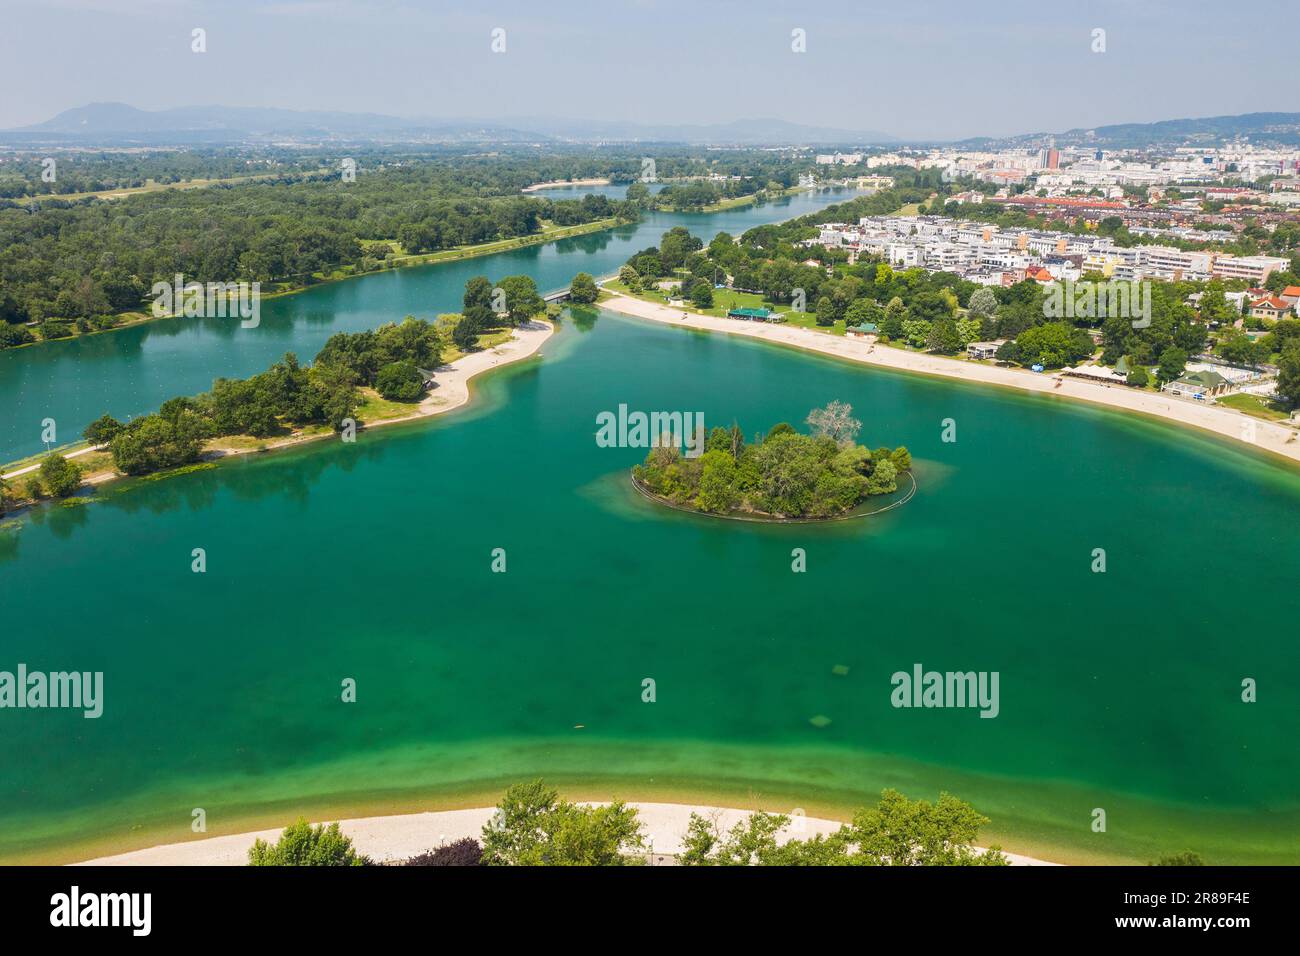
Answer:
[
  {"left": 958, "top": 112, "right": 1300, "bottom": 149},
  {"left": 5, "top": 103, "right": 1300, "bottom": 149},
  {"left": 4, "top": 103, "right": 896, "bottom": 146}
]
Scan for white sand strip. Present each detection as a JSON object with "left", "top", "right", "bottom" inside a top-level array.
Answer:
[
  {"left": 4, "top": 321, "right": 552, "bottom": 488},
  {"left": 521, "top": 178, "right": 612, "bottom": 193},
  {"left": 74, "top": 802, "right": 1056, "bottom": 866},
  {"left": 599, "top": 291, "right": 1300, "bottom": 465}
]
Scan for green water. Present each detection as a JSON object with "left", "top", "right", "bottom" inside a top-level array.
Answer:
[
  {"left": 2, "top": 312, "right": 1297, "bottom": 863},
  {"left": 0, "top": 185, "right": 854, "bottom": 463}
]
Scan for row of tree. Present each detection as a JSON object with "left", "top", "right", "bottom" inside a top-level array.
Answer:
[
  {"left": 61, "top": 275, "right": 548, "bottom": 479},
  {"left": 245, "top": 778, "right": 1209, "bottom": 866},
  {"left": 0, "top": 158, "right": 629, "bottom": 339},
  {"left": 246, "top": 780, "right": 1008, "bottom": 867}
]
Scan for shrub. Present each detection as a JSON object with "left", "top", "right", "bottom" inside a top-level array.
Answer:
[
  {"left": 1151, "top": 851, "right": 1205, "bottom": 866},
  {"left": 403, "top": 838, "right": 483, "bottom": 866},
  {"left": 0, "top": 324, "right": 35, "bottom": 348},
  {"left": 248, "top": 820, "right": 370, "bottom": 866},
  {"left": 38, "top": 320, "right": 74, "bottom": 340}
]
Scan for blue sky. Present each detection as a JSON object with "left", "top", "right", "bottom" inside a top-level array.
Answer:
[{"left": 0, "top": 0, "right": 1291, "bottom": 139}]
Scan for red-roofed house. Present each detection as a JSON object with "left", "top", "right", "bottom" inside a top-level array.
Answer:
[
  {"left": 1280, "top": 285, "right": 1300, "bottom": 306},
  {"left": 1249, "top": 296, "right": 1293, "bottom": 320}
]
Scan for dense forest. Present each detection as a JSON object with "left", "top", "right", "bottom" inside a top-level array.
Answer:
[
  {"left": 0, "top": 147, "right": 826, "bottom": 347},
  {"left": 633, "top": 402, "right": 911, "bottom": 519},
  {"left": 0, "top": 161, "right": 633, "bottom": 343},
  {"left": 0, "top": 148, "right": 333, "bottom": 198}
]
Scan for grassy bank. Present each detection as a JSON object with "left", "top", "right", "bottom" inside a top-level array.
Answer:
[
  {"left": 2, "top": 217, "right": 623, "bottom": 350},
  {"left": 0, "top": 326, "right": 526, "bottom": 510},
  {"left": 1215, "top": 392, "right": 1291, "bottom": 420}
]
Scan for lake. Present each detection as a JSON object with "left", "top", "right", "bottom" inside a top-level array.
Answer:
[
  {"left": 0, "top": 184, "right": 854, "bottom": 463},
  {"left": 1, "top": 307, "right": 1297, "bottom": 863}
]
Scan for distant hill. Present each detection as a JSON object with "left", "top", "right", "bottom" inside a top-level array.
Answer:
[
  {"left": 960, "top": 112, "right": 1300, "bottom": 149},
  {"left": 506, "top": 116, "right": 898, "bottom": 145},
  {"left": 4, "top": 103, "right": 898, "bottom": 147},
  {"left": 10, "top": 102, "right": 543, "bottom": 144}
]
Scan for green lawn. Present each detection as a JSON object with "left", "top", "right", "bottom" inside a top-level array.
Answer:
[
  {"left": 603, "top": 279, "right": 851, "bottom": 334},
  {"left": 1, "top": 441, "right": 94, "bottom": 478},
  {"left": 1215, "top": 392, "right": 1292, "bottom": 421}
]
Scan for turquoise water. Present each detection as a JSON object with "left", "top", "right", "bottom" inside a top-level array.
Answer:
[
  {"left": 0, "top": 186, "right": 854, "bottom": 462},
  {"left": 1, "top": 311, "right": 1298, "bottom": 863}
]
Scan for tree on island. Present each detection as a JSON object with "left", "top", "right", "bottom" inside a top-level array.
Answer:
[
  {"left": 569, "top": 272, "right": 598, "bottom": 304},
  {"left": 805, "top": 400, "right": 861, "bottom": 446},
  {"left": 248, "top": 819, "right": 371, "bottom": 866},
  {"left": 634, "top": 403, "right": 909, "bottom": 519},
  {"left": 679, "top": 789, "right": 1008, "bottom": 866}
]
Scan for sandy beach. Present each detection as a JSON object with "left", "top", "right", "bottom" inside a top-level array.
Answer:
[
  {"left": 599, "top": 291, "right": 1300, "bottom": 465},
  {"left": 74, "top": 802, "right": 1057, "bottom": 866},
  {"left": 2, "top": 321, "right": 553, "bottom": 488},
  {"left": 521, "top": 177, "right": 612, "bottom": 193}
]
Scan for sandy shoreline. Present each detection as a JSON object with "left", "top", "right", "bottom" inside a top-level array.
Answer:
[
  {"left": 598, "top": 291, "right": 1300, "bottom": 465},
  {"left": 181, "top": 320, "right": 555, "bottom": 465},
  {"left": 521, "top": 177, "right": 612, "bottom": 193},
  {"left": 1, "top": 321, "right": 553, "bottom": 489},
  {"left": 74, "top": 802, "right": 1057, "bottom": 866}
]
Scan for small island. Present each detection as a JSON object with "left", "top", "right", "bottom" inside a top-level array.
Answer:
[{"left": 632, "top": 401, "right": 912, "bottom": 520}]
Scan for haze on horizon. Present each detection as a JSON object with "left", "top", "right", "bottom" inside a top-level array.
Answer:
[{"left": 0, "top": 0, "right": 1292, "bottom": 140}]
